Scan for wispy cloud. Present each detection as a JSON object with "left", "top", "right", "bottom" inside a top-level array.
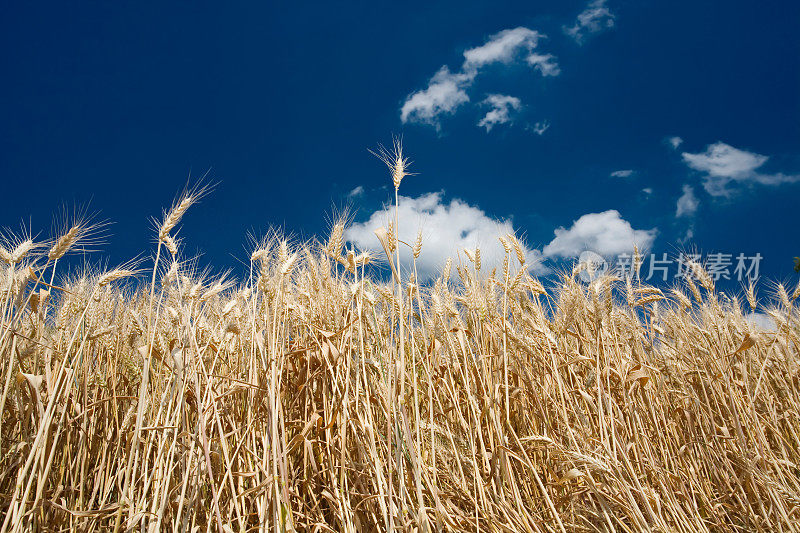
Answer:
[
  {"left": 610, "top": 169, "right": 634, "bottom": 178},
  {"left": 667, "top": 136, "right": 683, "bottom": 149},
  {"left": 675, "top": 184, "right": 699, "bottom": 217},
  {"left": 678, "top": 227, "right": 694, "bottom": 244},
  {"left": 347, "top": 185, "right": 365, "bottom": 199},
  {"left": 346, "top": 192, "right": 545, "bottom": 279},
  {"left": 681, "top": 142, "right": 799, "bottom": 196},
  {"left": 477, "top": 94, "right": 522, "bottom": 132},
  {"left": 462, "top": 27, "right": 544, "bottom": 69},
  {"left": 564, "top": 0, "right": 615, "bottom": 43},
  {"left": 401, "top": 27, "right": 557, "bottom": 128},
  {"left": 400, "top": 67, "right": 472, "bottom": 126},
  {"left": 530, "top": 120, "right": 550, "bottom": 135},
  {"left": 542, "top": 210, "right": 656, "bottom": 258},
  {"left": 526, "top": 53, "right": 560, "bottom": 76}
]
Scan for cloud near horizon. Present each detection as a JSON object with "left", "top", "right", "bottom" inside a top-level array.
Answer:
[
  {"left": 681, "top": 142, "right": 799, "bottom": 196},
  {"left": 400, "top": 27, "right": 558, "bottom": 129},
  {"left": 345, "top": 192, "right": 546, "bottom": 279},
  {"left": 347, "top": 194, "right": 656, "bottom": 280},
  {"left": 542, "top": 210, "right": 657, "bottom": 258},
  {"left": 745, "top": 312, "right": 777, "bottom": 332}
]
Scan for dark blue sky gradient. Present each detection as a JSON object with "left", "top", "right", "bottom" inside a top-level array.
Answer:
[{"left": 1, "top": 1, "right": 798, "bottom": 286}]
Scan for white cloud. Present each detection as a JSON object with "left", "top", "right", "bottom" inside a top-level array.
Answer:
[
  {"left": 667, "top": 136, "right": 683, "bottom": 149},
  {"left": 400, "top": 67, "right": 472, "bottom": 126},
  {"left": 675, "top": 184, "right": 699, "bottom": 217},
  {"left": 345, "top": 192, "right": 545, "bottom": 280},
  {"left": 683, "top": 143, "right": 765, "bottom": 179},
  {"left": 462, "top": 27, "right": 543, "bottom": 69},
  {"left": 681, "top": 142, "right": 799, "bottom": 196},
  {"left": 745, "top": 312, "right": 776, "bottom": 332},
  {"left": 347, "top": 197, "right": 659, "bottom": 280},
  {"left": 530, "top": 120, "right": 550, "bottom": 135},
  {"left": 610, "top": 169, "right": 634, "bottom": 178},
  {"left": 542, "top": 210, "right": 656, "bottom": 258},
  {"left": 641, "top": 187, "right": 653, "bottom": 196},
  {"left": 347, "top": 185, "right": 365, "bottom": 199},
  {"left": 564, "top": 0, "right": 615, "bottom": 43},
  {"left": 678, "top": 226, "right": 694, "bottom": 244},
  {"left": 526, "top": 53, "right": 561, "bottom": 76},
  {"left": 401, "top": 27, "right": 558, "bottom": 127},
  {"left": 477, "top": 94, "right": 522, "bottom": 132}
]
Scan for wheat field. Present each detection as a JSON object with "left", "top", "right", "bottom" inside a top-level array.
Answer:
[{"left": 1, "top": 147, "right": 799, "bottom": 532}]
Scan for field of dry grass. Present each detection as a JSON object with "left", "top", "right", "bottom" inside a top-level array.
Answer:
[{"left": 1, "top": 147, "right": 800, "bottom": 532}]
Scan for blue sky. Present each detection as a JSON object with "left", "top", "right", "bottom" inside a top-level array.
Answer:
[{"left": 1, "top": 1, "right": 799, "bottom": 288}]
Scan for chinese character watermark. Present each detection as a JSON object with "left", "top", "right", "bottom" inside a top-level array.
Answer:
[{"left": 577, "top": 252, "right": 762, "bottom": 284}]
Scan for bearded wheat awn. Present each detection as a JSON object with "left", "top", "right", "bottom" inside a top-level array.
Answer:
[
  {"left": 9, "top": 240, "right": 35, "bottom": 264},
  {"left": 327, "top": 222, "right": 344, "bottom": 260},
  {"left": 97, "top": 269, "right": 137, "bottom": 287},
  {"left": 412, "top": 229, "right": 423, "bottom": 260},
  {"left": 48, "top": 225, "right": 81, "bottom": 261},
  {"left": 158, "top": 181, "right": 212, "bottom": 242},
  {"left": 371, "top": 136, "right": 413, "bottom": 191},
  {"left": 163, "top": 235, "right": 179, "bottom": 256},
  {"left": 46, "top": 208, "right": 107, "bottom": 263}
]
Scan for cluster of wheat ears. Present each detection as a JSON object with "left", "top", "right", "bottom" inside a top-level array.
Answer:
[{"left": 1, "top": 143, "right": 799, "bottom": 532}]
